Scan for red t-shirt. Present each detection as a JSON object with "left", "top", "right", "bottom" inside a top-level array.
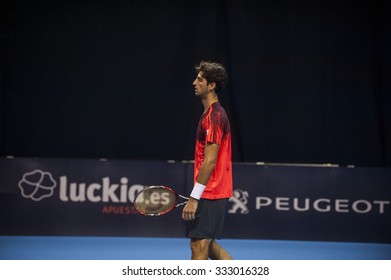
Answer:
[{"left": 194, "top": 102, "right": 233, "bottom": 199}]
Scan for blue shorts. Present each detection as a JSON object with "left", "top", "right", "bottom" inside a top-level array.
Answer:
[{"left": 187, "top": 198, "right": 229, "bottom": 240}]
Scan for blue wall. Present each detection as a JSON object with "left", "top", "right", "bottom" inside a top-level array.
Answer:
[{"left": 1, "top": 158, "right": 390, "bottom": 243}]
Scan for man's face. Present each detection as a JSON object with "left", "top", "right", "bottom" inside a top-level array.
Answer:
[{"left": 193, "top": 71, "right": 210, "bottom": 97}]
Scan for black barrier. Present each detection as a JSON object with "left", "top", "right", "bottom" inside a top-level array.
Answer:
[
  {"left": 2, "top": 1, "right": 390, "bottom": 167},
  {"left": 1, "top": 158, "right": 390, "bottom": 243}
]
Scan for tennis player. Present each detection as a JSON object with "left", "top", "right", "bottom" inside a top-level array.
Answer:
[{"left": 182, "top": 61, "right": 233, "bottom": 260}]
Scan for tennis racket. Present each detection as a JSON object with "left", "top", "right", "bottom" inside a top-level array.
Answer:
[{"left": 133, "top": 185, "right": 189, "bottom": 216}]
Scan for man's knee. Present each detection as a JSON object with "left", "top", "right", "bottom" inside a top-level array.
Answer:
[
  {"left": 209, "top": 240, "right": 233, "bottom": 260},
  {"left": 190, "top": 238, "right": 211, "bottom": 260}
]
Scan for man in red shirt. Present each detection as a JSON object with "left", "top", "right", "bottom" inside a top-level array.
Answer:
[{"left": 182, "top": 61, "right": 233, "bottom": 260}]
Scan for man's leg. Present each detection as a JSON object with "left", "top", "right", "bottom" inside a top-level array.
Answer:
[
  {"left": 208, "top": 240, "right": 233, "bottom": 260},
  {"left": 190, "top": 238, "right": 211, "bottom": 260}
]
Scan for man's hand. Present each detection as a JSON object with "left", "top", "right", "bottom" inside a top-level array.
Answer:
[{"left": 182, "top": 197, "right": 199, "bottom": 221}]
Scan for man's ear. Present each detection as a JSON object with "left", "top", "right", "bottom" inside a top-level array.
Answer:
[{"left": 208, "top": 82, "right": 216, "bottom": 92}]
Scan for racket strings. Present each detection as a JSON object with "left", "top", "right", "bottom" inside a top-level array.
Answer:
[{"left": 134, "top": 187, "right": 177, "bottom": 215}]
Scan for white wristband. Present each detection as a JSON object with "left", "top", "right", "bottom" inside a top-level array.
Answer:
[{"left": 190, "top": 182, "right": 206, "bottom": 200}]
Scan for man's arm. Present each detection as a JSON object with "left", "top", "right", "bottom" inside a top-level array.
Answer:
[
  {"left": 182, "top": 143, "right": 220, "bottom": 221},
  {"left": 196, "top": 142, "right": 219, "bottom": 185}
]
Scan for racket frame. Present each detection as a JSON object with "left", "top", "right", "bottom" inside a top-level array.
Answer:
[{"left": 133, "top": 185, "right": 188, "bottom": 217}]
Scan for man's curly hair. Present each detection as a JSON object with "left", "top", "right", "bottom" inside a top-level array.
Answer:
[{"left": 195, "top": 61, "right": 228, "bottom": 93}]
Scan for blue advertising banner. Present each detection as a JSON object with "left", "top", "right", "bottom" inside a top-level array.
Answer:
[
  {"left": 0, "top": 158, "right": 187, "bottom": 237},
  {"left": 1, "top": 158, "right": 390, "bottom": 243},
  {"left": 224, "top": 163, "right": 391, "bottom": 243}
]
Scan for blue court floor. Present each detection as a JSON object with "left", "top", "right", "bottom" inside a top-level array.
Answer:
[{"left": 1, "top": 236, "right": 390, "bottom": 260}]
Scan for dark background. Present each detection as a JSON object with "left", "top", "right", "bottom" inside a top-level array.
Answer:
[{"left": 1, "top": 0, "right": 390, "bottom": 167}]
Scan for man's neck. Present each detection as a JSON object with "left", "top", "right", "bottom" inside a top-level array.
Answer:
[{"left": 202, "top": 92, "right": 219, "bottom": 112}]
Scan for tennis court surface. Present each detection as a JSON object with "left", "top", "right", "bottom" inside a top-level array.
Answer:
[{"left": 1, "top": 236, "right": 390, "bottom": 260}]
